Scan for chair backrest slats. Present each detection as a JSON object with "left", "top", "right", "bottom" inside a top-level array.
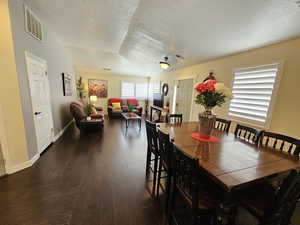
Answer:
[
  {"left": 166, "top": 114, "right": 183, "bottom": 124},
  {"left": 234, "top": 124, "right": 262, "bottom": 145},
  {"left": 145, "top": 120, "right": 158, "bottom": 153},
  {"left": 215, "top": 118, "right": 231, "bottom": 133},
  {"left": 260, "top": 131, "right": 300, "bottom": 156},
  {"left": 172, "top": 144, "right": 199, "bottom": 203},
  {"left": 157, "top": 128, "right": 172, "bottom": 165},
  {"left": 264, "top": 170, "right": 300, "bottom": 225}
]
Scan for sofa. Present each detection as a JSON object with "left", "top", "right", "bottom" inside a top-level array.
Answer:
[
  {"left": 70, "top": 101, "right": 104, "bottom": 132},
  {"left": 107, "top": 98, "right": 143, "bottom": 118}
]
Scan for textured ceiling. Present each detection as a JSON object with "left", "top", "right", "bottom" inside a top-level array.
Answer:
[{"left": 31, "top": 0, "right": 300, "bottom": 76}]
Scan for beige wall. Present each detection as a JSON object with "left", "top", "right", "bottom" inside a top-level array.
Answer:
[
  {"left": 0, "top": 0, "right": 29, "bottom": 168},
  {"left": 157, "top": 38, "right": 300, "bottom": 138},
  {"left": 77, "top": 70, "right": 149, "bottom": 114},
  {"left": 9, "top": 0, "right": 76, "bottom": 158}
]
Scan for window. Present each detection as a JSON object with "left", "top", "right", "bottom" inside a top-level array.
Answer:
[
  {"left": 121, "top": 82, "right": 148, "bottom": 99},
  {"left": 229, "top": 64, "right": 280, "bottom": 127},
  {"left": 148, "top": 82, "right": 161, "bottom": 100},
  {"left": 136, "top": 83, "right": 148, "bottom": 99},
  {"left": 121, "top": 82, "right": 135, "bottom": 98}
]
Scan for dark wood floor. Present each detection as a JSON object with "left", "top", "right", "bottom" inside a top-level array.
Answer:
[
  {"left": 0, "top": 118, "right": 299, "bottom": 225},
  {"left": 0, "top": 119, "right": 165, "bottom": 225}
]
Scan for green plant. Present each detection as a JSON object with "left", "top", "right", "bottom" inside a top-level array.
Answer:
[
  {"left": 128, "top": 104, "right": 134, "bottom": 113},
  {"left": 76, "top": 77, "right": 86, "bottom": 100},
  {"left": 85, "top": 103, "right": 95, "bottom": 115}
]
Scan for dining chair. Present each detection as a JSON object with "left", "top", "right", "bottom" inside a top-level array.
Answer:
[
  {"left": 214, "top": 118, "right": 231, "bottom": 133},
  {"left": 166, "top": 114, "right": 183, "bottom": 124},
  {"left": 234, "top": 124, "right": 263, "bottom": 145},
  {"left": 156, "top": 128, "right": 173, "bottom": 211},
  {"left": 145, "top": 120, "right": 160, "bottom": 196},
  {"left": 169, "top": 144, "right": 222, "bottom": 225},
  {"left": 260, "top": 131, "right": 300, "bottom": 156},
  {"left": 237, "top": 169, "right": 300, "bottom": 225}
]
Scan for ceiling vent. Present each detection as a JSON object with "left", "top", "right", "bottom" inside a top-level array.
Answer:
[{"left": 24, "top": 5, "right": 43, "bottom": 41}]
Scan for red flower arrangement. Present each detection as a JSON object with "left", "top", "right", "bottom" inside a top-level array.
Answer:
[
  {"left": 194, "top": 80, "right": 232, "bottom": 108},
  {"left": 195, "top": 80, "right": 217, "bottom": 93}
]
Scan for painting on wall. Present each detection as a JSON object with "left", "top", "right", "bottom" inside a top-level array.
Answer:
[
  {"left": 62, "top": 73, "right": 73, "bottom": 96},
  {"left": 88, "top": 79, "right": 108, "bottom": 98}
]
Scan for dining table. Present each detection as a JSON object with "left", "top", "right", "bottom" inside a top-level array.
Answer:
[{"left": 158, "top": 121, "right": 300, "bottom": 224}]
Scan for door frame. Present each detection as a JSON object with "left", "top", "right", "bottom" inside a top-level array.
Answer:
[
  {"left": 25, "top": 51, "right": 54, "bottom": 154},
  {"left": 172, "top": 77, "right": 195, "bottom": 121},
  {"left": 0, "top": 105, "right": 10, "bottom": 174}
]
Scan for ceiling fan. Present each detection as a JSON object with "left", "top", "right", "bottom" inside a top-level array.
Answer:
[{"left": 159, "top": 54, "right": 184, "bottom": 70}]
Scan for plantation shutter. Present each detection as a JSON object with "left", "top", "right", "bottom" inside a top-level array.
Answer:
[
  {"left": 121, "top": 82, "right": 135, "bottom": 98},
  {"left": 136, "top": 83, "right": 148, "bottom": 99},
  {"left": 229, "top": 64, "right": 279, "bottom": 126}
]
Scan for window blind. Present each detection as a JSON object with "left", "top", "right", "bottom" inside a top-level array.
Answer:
[
  {"left": 121, "top": 82, "right": 135, "bottom": 98},
  {"left": 136, "top": 83, "right": 148, "bottom": 99},
  {"left": 148, "top": 82, "right": 161, "bottom": 100},
  {"left": 229, "top": 64, "right": 279, "bottom": 125}
]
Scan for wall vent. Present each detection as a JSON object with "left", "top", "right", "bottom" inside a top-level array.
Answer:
[{"left": 24, "top": 5, "right": 43, "bottom": 41}]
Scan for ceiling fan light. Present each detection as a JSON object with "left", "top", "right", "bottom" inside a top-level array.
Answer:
[{"left": 160, "top": 61, "right": 170, "bottom": 70}]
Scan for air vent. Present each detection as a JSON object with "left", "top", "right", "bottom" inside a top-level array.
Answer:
[
  {"left": 103, "top": 68, "right": 111, "bottom": 71},
  {"left": 24, "top": 5, "right": 43, "bottom": 41}
]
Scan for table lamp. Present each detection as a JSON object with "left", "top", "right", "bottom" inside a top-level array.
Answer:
[{"left": 90, "top": 95, "right": 97, "bottom": 104}]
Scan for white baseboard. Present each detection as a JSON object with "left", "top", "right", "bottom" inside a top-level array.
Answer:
[
  {"left": 53, "top": 119, "right": 74, "bottom": 142},
  {"left": 5, "top": 120, "right": 74, "bottom": 175},
  {"left": 6, "top": 153, "right": 40, "bottom": 174}
]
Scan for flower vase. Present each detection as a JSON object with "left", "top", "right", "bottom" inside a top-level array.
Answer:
[{"left": 198, "top": 107, "right": 216, "bottom": 139}]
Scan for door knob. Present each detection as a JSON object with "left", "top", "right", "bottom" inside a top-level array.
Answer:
[{"left": 34, "top": 112, "right": 42, "bottom": 115}]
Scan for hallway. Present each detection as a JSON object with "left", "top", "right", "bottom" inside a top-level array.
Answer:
[{"left": 0, "top": 119, "right": 164, "bottom": 225}]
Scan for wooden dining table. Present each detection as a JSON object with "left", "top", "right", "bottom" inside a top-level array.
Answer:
[{"left": 158, "top": 122, "right": 300, "bottom": 224}]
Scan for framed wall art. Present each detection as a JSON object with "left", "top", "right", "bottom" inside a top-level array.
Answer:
[
  {"left": 88, "top": 79, "right": 108, "bottom": 98},
  {"left": 62, "top": 73, "right": 73, "bottom": 96}
]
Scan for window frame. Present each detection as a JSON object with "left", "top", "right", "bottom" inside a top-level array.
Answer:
[
  {"left": 227, "top": 62, "right": 284, "bottom": 129},
  {"left": 121, "top": 82, "right": 135, "bottom": 98},
  {"left": 121, "top": 81, "right": 149, "bottom": 100},
  {"left": 135, "top": 82, "right": 148, "bottom": 100}
]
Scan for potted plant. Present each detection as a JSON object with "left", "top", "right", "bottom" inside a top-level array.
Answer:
[
  {"left": 194, "top": 79, "right": 232, "bottom": 139},
  {"left": 76, "top": 77, "right": 86, "bottom": 100}
]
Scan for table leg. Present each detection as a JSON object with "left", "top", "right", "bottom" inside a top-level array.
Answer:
[{"left": 139, "top": 119, "right": 141, "bottom": 131}]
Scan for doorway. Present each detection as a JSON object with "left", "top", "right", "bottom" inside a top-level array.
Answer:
[
  {"left": 173, "top": 78, "right": 194, "bottom": 122},
  {"left": 25, "top": 52, "right": 54, "bottom": 154}
]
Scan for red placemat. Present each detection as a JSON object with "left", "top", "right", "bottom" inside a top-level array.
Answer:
[{"left": 191, "top": 133, "right": 218, "bottom": 143}]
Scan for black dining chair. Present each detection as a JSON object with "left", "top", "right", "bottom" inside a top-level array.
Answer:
[
  {"left": 237, "top": 169, "right": 300, "bottom": 225},
  {"left": 169, "top": 144, "right": 222, "bottom": 225},
  {"left": 234, "top": 124, "right": 263, "bottom": 145},
  {"left": 156, "top": 128, "right": 173, "bottom": 211},
  {"left": 145, "top": 120, "right": 160, "bottom": 196},
  {"left": 166, "top": 114, "right": 183, "bottom": 124},
  {"left": 260, "top": 131, "right": 300, "bottom": 156},
  {"left": 214, "top": 118, "right": 231, "bottom": 133}
]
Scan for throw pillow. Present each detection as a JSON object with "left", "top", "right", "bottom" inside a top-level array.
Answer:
[
  {"left": 91, "top": 107, "right": 97, "bottom": 115},
  {"left": 112, "top": 102, "right": 121, "bottom": 110}
]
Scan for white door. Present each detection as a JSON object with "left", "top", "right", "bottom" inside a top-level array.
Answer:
[
  {"left": 174, "top": 79, "right": 194, "bottom": 122},
  {"left": 25, "top": 52, "right": 54, "bottom": 154}
]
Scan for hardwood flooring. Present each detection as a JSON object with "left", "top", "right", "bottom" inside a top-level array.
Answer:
[
  {"left": 0, "top": 119, "right": 165, "bottom": 225},
  {"left": 0, "top": 118, "right": 299, "bottom": 225}
]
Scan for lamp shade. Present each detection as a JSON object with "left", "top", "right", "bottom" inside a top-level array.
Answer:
[
  {"left": 160, "top": 61, "right": 170, "bottom": 70},
  {"left": 159, "top": 56, "right": 170, "bottom": 70},
  {"left": 90, "top": 95, "right": 97, "bottom": 102}
]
